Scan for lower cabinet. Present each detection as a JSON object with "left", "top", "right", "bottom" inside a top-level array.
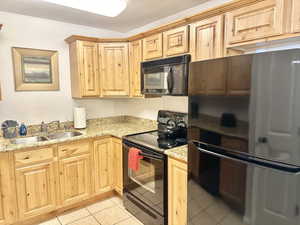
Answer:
[
  {"left": 112, "top": 138, "right": 123, "bottom": 195},
  {"left": 4, "top": 136, "right": 124, "bottom": 225},
  {"left": 0, "top": 153, "right": 17, "bottom": 225},
  {"left": 168, "top": 157, "right": 187, "bottom": 225},
  {"left": 59, "top": 153, "right": 91, "bottom": 206},
  {"left": 15, "top": 162, "right": 57, "bottom": 220},
  {"left": 93, "top": 138, "right": 114, "bottom": 194}
]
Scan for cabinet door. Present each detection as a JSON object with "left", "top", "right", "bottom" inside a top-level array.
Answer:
[
  {"left": 0, "top": 153, "right": 17, "bottom": 225},
  {"left": 79, "top": 41, "right": 100, "bottom": 97},
  {"left": 219, "top": 137, "right": 248, "bottom": 212},
  {"left": 164, "top": 26, "right": 189, "bottom": 57},
  {"left": 143, "top": 33, "right": 163, "bottom": 60},
  {"left": 227, "top": 55, "right": 252, "bottom": 96},
  {"left": 190, "top": 15, "right": 224, "bottom": 61},
  {"left": 168, "top": 158, "right": 187, "bottom": 225},
  {"left": 129, "top": 40, "right": 143, "bottom": 97},
  {"left": 225, "top": 0, "right": 285, "bottom": 46},
  {"left": 59, "top": 154, "right": 91, "bottom": 206},
  {"left": 93, "top": 139, "right": 114, "bottom": 194},
  {"left": 15, "top": 162, "right": 57, "bottom": 220},
  {"left": 291, "top": 0, "right": 300, "bottom": 33},
  {"left": 112, "top": 138, "right": 123, "bottom": 195},
  {"left": 99, "top": 43, "right": 130, "bottom": 97}
]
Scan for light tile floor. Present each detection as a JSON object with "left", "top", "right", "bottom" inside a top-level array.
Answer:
[{"left": 38, "top": 196, "right": 143, "bottom": 225}]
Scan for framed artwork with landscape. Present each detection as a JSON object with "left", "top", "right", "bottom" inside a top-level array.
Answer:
[{"left": 12, "top": 47, "right": 59, "bottom": 91}]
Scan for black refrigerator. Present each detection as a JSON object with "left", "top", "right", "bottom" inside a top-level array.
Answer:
[{"left": 188, "top": 49, "right": 300, "bottom": 225}]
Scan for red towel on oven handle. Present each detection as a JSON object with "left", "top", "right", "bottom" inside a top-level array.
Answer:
[{"left": 128, "top": 147, "right": 144, "bottom": 171}]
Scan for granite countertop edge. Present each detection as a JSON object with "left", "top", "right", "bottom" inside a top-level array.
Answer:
[{"left": 0, "top": 120, "right": 188, "bottom": 162}]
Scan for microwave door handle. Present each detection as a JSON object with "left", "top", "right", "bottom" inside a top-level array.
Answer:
[
  {"left": 191, "top": 140, "right": 300, "bottom": 174},
  {"left": 167, "top": 68, "right": 174, "bottom": 94}
]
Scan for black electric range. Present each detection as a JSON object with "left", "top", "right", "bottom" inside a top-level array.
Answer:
[{"left": 122, "top": 110, "right": 188, "bottom": 225}]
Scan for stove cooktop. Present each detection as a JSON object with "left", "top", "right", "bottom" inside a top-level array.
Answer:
[{"left": 124, "top": 131, "right": 187, "bottom": 152}]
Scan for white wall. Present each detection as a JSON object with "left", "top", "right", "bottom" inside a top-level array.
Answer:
[{"left": 0, "top": 11, "right": 123, "bottom": 124}]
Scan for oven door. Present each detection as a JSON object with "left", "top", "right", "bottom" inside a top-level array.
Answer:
[{"left": 123, "top": 141, "right": 167, "bottom": 224}]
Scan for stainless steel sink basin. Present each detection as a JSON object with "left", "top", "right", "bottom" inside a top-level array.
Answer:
[
  {"left": 47, "top": 131, "right": 83, "bottom": 140},
  {"left": 10, "top": 136, "right": 48, "bottom": 145}
]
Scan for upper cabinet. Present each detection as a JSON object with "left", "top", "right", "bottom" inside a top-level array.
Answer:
[
  {"left": 69, "top": 41, "right": 100, "bottom": 98},
  {"left": 143, "top": 33, "right": 163, "bottom": 60},
  {"left": 291, "top": 0, "right": 300, "bottom": 33},
  {"left": 225, "top": 0, "right": 286, "bottom": 47},
  {"left": 190, "top": 15, "right": 224, "bottom": 61},
  {"left": 99, "top": 43, "right": 130, "bottom": 97},
  {"left": 163, "top": 26, "right": 189, "bottom": 57},
  {"left": 129, "top": 40, "right": 143, "bottom": 97}
]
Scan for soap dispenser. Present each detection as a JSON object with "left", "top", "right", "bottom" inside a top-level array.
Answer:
[{"left": 19, "top": 123, "right": 27, "bottom": 136}]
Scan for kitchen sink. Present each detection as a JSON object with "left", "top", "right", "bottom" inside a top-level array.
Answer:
[
  {"left": 10, "top": 136, "right": 48, "bottom": 145},
  {"left": 47, "top": 131, "right": 83, "bottom": 140}
]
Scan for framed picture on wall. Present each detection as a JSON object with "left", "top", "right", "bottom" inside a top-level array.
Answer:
[{"left": 12, "top": 47, "right": 59, "bottom": 91}]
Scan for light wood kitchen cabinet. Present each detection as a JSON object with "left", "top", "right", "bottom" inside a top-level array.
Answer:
[
  {"left": 99, "top": 43, "right": 130, "bottom": 97},
  {"left": 168, "top": 157, "right": 187, "bottom": 225},
  {"left": 220, "top": 136, "right": 247, "bottom": 213},
  {"left": 69, "top": 41, "right": 100, "bottom": 98},
  {"left": 163, "top": 26, "right": 189, "bottom": 57},
  {"left": 58, "top": 141, "right": 91, "bottom": 206},
  {"left": 0, "top": 153, "right": 17, "bottom": 225},
  {"left": 129, "top": 40, "right": 143, "bottom": 97},
  {"left": 190, "top": 15, "right": 224, "bottom": 61},
  {"left": 225, "top": 0, "right": 286, "bottom": 47},
  {"left": 291, "top": 0, "right": 300, "bottom": 33},
  {"left": 14, "top": 147, "right": 57, "bottom": 220},
  {"left": 93, "top": 139, "right": 114, "bottom": 194},
  {"left": 143, "top": 33, "right": 163, "bottom": 60},
  {"left": 15, "top": 163, "right": 57, "bottom": 220},
  {"left": 112, "top": 138, "right": 123, "bottom": 195}
]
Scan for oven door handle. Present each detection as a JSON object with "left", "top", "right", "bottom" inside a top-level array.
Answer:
[
  {"left": 139, "top": 152, "right": 164, "bottom": 160},
  {"left": 191, "top": 140, "right": 300, "bottom": 174}
]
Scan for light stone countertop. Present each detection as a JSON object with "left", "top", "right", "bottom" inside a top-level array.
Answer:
[
  {"left": 165, "top": 145, "right": 188, "bottom": 163},
  {"left": 0, "top": 115, "right": 188, "bottom": 162},
  {"left": 0, "top": 117, "right": 157, "bottom": 152}
]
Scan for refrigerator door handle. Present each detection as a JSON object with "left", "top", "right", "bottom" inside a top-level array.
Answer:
[{"left": 191, "top": 140, "right": 300, "bottom": 174}]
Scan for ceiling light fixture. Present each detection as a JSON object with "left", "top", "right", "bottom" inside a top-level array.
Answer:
[{"left": 43, "top": 0, "right": 127, "bottom": 17}]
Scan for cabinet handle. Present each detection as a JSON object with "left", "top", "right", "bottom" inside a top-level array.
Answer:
[{"left": 23, "top": 156, "right": 30, "bottom": 160}]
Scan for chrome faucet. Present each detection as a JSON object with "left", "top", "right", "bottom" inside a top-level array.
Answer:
[{"left": 40, "top": 121, "right": 47, "bottom": 133}]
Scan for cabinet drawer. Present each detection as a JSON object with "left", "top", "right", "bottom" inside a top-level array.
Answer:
[
  {"left": 15, "top": 147, "right": 54, "bottom": 167},
  {"left": 58, "top": 141, "right": 90, "bottom": 158}
]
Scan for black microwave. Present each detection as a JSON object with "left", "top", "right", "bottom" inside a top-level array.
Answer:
[{"left": 141, "top": 54, "right": 191, "bottom": 96}]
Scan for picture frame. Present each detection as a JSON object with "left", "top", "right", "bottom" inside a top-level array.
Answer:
[{"left": 12, "top": 47, "right": 59, "bottom": 91}]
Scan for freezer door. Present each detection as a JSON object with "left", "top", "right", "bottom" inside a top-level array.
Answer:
[{"left": 188, "top": 141, "right": 300, "bottom": 225}]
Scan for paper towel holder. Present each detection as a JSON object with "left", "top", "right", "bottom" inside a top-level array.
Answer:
[{"left": 73, "top": 107, "right": 87, "bottom": 129}]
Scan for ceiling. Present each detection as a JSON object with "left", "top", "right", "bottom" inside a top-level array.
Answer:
[{"left": 0, "top": 0, "right": 210, "bottom": 33}]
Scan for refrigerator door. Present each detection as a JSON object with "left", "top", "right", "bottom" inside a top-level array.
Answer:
[{"left": 188, "top": 49, "right": 300, "bottom": 225}]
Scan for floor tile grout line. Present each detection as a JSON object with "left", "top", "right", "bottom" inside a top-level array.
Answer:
[{"left": 58, "top": 213, "right": 92, "bottom": 225}]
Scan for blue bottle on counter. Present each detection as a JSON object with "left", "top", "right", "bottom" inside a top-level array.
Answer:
[{"left": 19, "top": 123, "right": 27, "bottom": 136}]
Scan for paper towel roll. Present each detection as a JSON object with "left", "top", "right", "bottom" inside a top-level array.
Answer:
[{"left": 74, "top": 107, "right": 86, "bottom": 129}]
